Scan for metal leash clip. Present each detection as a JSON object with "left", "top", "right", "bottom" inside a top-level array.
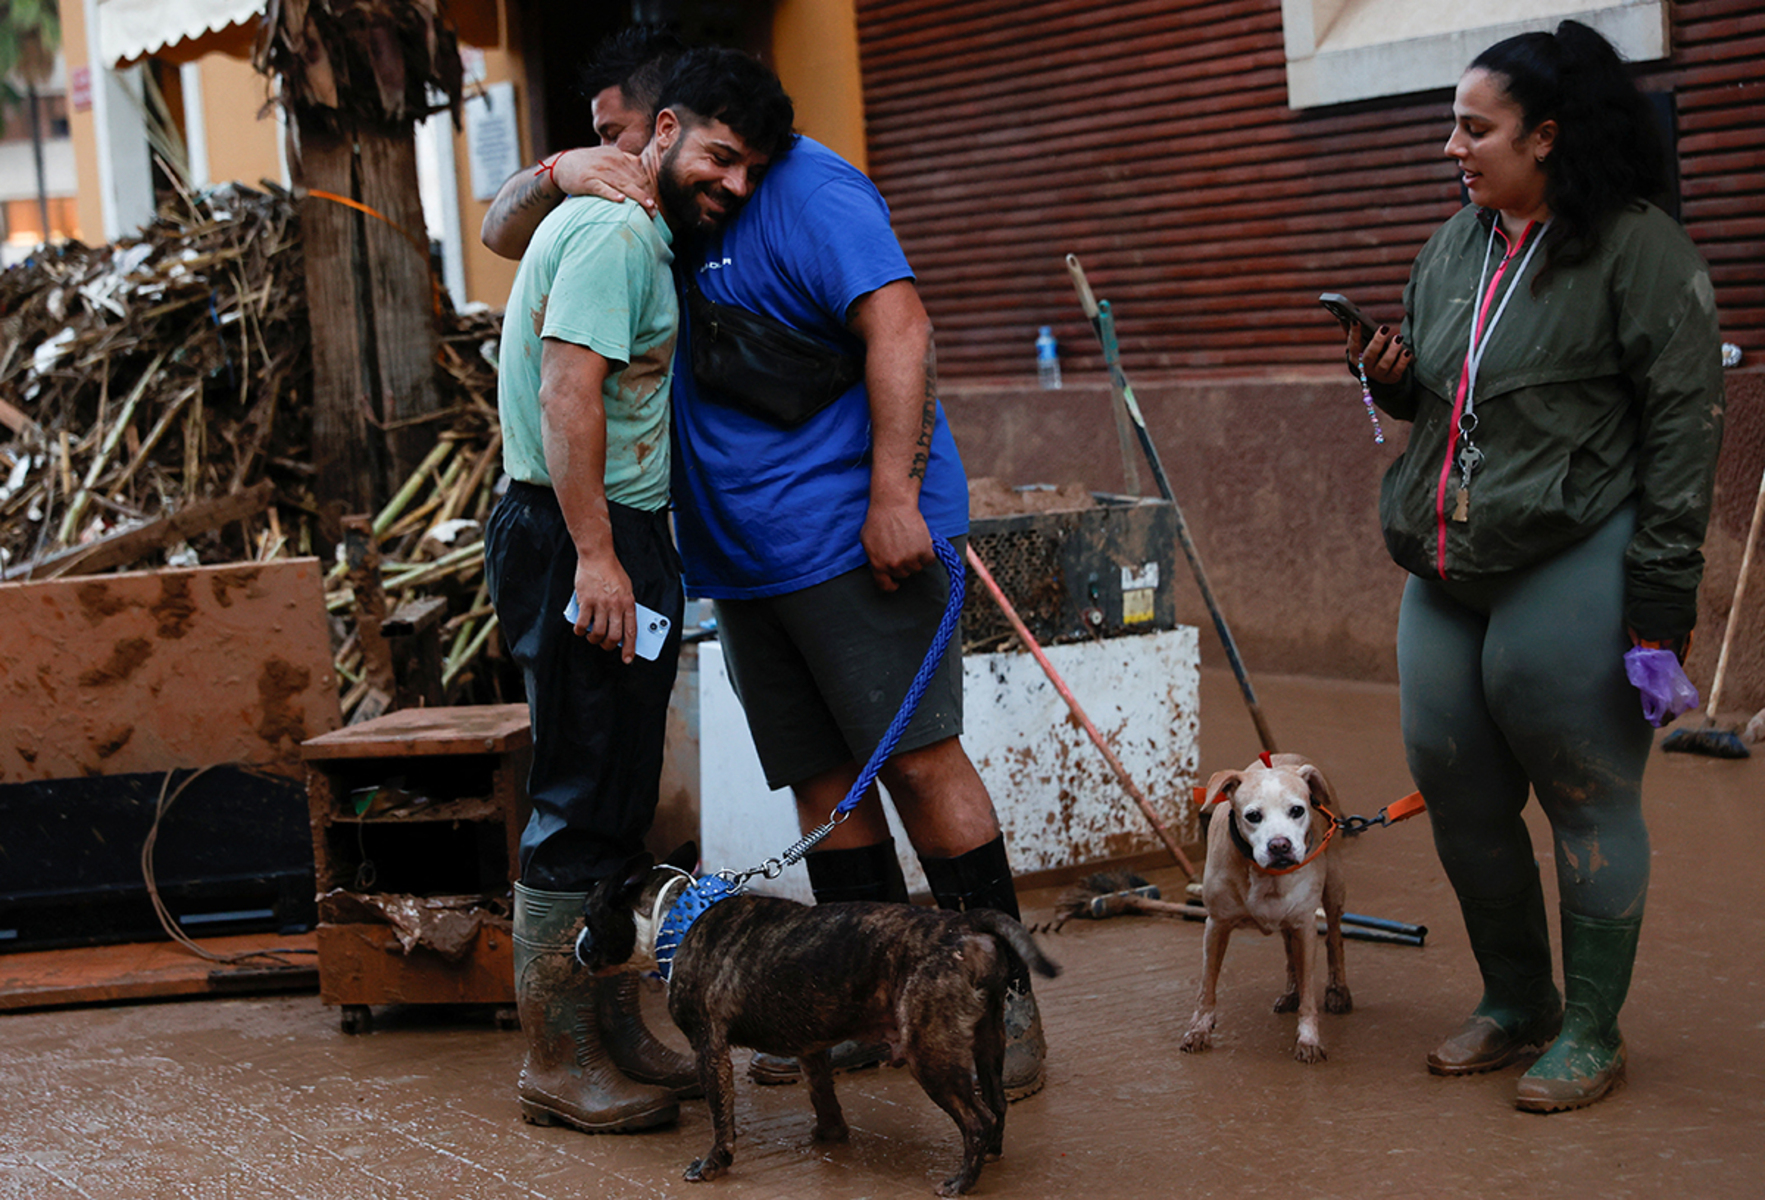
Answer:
[{"left": 1335, "top": 791, "right": 1427, "bottom": 837}]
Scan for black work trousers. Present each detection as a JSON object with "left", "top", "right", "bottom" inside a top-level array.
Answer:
[{"left": 484, "top": 481, "right": 683, "bottom": 890}]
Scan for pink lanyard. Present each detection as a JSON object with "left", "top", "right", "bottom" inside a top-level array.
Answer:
[{"left": 1434, "top": 218, "right": 1549, "bottom": 572}]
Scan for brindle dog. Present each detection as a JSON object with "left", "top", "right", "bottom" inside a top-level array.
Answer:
[{"left": 576, "top": 843, "right": 1059, "bottom": 1196}]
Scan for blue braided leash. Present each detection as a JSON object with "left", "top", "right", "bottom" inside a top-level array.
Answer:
[{"left": 716, "top": 533, "right": 966, "bottom": 888}]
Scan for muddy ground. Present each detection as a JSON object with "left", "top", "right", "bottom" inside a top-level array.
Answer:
[{"left": 3, "top": 668, "right": 1762, "bottom": 1199}]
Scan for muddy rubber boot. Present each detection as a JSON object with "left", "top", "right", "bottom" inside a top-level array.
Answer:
[
  {"left": 596, "top": 970, "right": 703, "bottom": 1099},
  {"left": 1428, "top": 874, "right": 1563, "bottom": 1076},
  {"left": 748, "top": 841, "right": 905, "bottom": 1086},
  {"left": 513, "top": 883, "right": 678, "bottom": 1132},
  {"left": 920, "top": 835, "right": 1047, "bottom": 1101},
  {"left": 1515, "top": 910, "right": 1640, "bottom": 1113}
]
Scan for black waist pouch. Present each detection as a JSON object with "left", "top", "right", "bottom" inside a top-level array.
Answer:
[{"left": 686, "top": 278, "right": 864, "bottom": 428}]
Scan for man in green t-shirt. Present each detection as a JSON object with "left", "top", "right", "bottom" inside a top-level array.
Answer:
[{"left": 483, "top": 47, "right": 793, "bottom": 1137}]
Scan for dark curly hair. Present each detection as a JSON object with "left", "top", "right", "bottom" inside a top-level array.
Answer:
[
  {"left": 655, "top": 47, "right": 796, "bottom": 162},
  {"left": 577, "top": 25, "right": 687, "bottom": 116},
  {"left": 1472, "top": 20, "right": 1669, "bottom": 281}
]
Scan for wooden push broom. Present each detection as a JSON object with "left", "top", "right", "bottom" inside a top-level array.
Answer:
[{"left": 1662, "top": 461, "right": 1765, "bottom": 759}]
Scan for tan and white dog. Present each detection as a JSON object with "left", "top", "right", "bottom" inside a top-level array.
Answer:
[{"left": 1180, "top": 752, "right": 1352, "bottom": 1063}]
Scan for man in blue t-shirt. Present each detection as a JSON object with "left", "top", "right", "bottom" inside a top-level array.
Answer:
[
  {"left": 483, "top": 36, "right": 1048, "bottom": 1102},
  {"left": 485, "top": 45, "right": 793, "bottom": 1138}
]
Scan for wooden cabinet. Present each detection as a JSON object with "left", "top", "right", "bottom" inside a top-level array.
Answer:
[{"left": 301, "top": 705, "right": 530, "bottom": 1032}]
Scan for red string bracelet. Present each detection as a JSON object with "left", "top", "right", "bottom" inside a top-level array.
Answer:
[{"left": 534, "top": 153, "right": 562, "bottom": 187}]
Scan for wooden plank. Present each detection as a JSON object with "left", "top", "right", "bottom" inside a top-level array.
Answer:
[
  {"left": 315, "top": 922, "right": 513, "bottom": 1006},
  {"left": 301, "top": 703, "right": 531, "bottom": 759},
  {"left": 0, "top": 557, "right": 340, "bottom": 780},
  {"left": 0, "top": 932, "right": 318, "bottom": 1011},
  {"left": 2, "top": 480, "right": 276, "bottom": 582}
]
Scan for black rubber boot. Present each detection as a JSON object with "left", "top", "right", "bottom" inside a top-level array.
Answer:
[
  {"left": 920, "top": 835, "right": 1047, "bottom": 1101},
  {"left": 513, "top": 883, "right": 678, "bottom": 1132},
  {"left": 1515, "top": 910, "right": 1640, "bottom": 1112},
  {"left": 804, "top": 838, "right": 912, "bottom": 903},
  {"left": 1428, "top": 873, "right": 1563, "bottom": 1076},
  {"left": 747, "top": 840, "right": 906, "bottom": 1086}
]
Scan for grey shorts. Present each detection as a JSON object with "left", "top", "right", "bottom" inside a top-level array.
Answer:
[{"left": 714, "top": 540, "right": 966, "bottom": 790}]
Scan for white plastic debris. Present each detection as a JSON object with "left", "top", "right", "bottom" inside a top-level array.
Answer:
[
  {"left": 31, "top": 327, "right": 77, "bottom": 374},
  {"left": 426, "top": 518, "right": 481, "bottom": 545},
  {"left": 0, "top": 455, "right": 29, "bottom": 505}
]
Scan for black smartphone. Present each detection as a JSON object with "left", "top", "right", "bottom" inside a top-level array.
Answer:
[{"left": 1319, "top": 293, "right": 1379, "bottom": 341}]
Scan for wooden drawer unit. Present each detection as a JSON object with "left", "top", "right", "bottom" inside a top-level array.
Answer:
[{"left": 301, "top": 705, "right": 531, "bottom": 1032}]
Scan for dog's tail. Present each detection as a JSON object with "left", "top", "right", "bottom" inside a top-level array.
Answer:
[{"left": 968, "top": 910, "right": 1062, "bottom": 979}]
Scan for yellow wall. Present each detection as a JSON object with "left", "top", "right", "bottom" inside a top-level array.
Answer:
[
  {"left": 197, "top": 54, "right": 283, "bottom": 191},
  {"left": 771, "top": 0, "right": 868, "bottom": 172},
  {"left": 59, "top": 0, "right": 103, "bottom": 242},
  {"left": 451, "top": 0, "right": 523, "bottom": 311}
]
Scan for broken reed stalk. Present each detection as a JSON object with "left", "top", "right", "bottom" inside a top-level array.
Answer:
[
  {"left": 372, "top": 438, "right": 455, "bottom": 537},
  {"left": 60, "top": 346, "right": 171, "bottom": 543}
]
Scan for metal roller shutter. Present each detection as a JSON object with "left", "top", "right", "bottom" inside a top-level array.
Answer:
[{"left": 857, "top": 0, "right": 1762, "bottom": 382}]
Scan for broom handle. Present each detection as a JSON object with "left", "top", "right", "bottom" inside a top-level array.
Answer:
[{"left": 1706, "top": 464, "right": 1765, "bottom": 718}]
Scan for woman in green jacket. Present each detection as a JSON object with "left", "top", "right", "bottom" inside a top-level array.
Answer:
[{"left": 1346, "top": 21, "right": 1724, "bottom": 1112}]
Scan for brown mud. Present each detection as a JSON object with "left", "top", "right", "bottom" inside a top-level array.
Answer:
[{"left": 2, "top": 669, "right": 1761, "bottom": 1198}]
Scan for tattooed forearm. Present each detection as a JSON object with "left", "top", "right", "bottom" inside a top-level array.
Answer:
[
  {"left": 910, "top": 337, "right": 937, "bottom": 480},
  {"left": 510, "top": 174, "right": 557, "bottom": 214}
]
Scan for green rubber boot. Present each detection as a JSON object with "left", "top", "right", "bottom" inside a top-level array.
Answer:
[
  {"left": 1515, "top": 910, "right": 1640, "bottom": 1113},
  {"left": 1428, "top": 875, "right": 1563, "bottom": 1076},
  {"left": 513, "top": 883, "right": 679, "bottom": 1132}
]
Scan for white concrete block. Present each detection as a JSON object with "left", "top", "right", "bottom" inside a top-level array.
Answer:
[{"left": 698, "top": 628, "right": 1200, "bottom": 902}]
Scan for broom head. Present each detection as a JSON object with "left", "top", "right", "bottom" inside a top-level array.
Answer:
[{"left": 1660, "top": 724, "right": 1750, "bottom": 758}]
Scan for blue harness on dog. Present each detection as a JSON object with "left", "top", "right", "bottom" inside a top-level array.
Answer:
[{"left": 654, "top": 872, "right": 742, "bottom": 983}]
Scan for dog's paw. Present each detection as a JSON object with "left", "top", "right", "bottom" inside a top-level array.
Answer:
[
  {"left": 684, "top": 1154, "right": 729, "bottom": 1183},
  {"left": 1325, "top": 984, "right": 1354, "bottom": 1015},
  {"left": 937, "top": 1171, "right": 979, "bottom": 1197},
  {"left": 1272, "top": 989, "right": 1300, "bottom": 1013},
  {"left": 1293, "top": 1040, "right": 1327, "bottom": 1065},
  {"left": 1179, "top": 1027, "right": 1213, "bottom": 1054},
  {"left": 812, "top": 1120, "right": 850, "bottom": 1144}
]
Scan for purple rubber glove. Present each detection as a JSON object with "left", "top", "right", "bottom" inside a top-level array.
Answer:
[{"left": 1623, "top": 646, "right": 1700, "bottom": 727}]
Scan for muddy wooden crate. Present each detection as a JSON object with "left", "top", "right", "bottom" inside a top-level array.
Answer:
[{"left": 300, "top": 705, "right": 530, "bottom": 1033}]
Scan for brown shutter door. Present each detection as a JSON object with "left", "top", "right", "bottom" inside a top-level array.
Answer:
[{"left": 857, "top": 0, "right": 1761, "bottom": 381}]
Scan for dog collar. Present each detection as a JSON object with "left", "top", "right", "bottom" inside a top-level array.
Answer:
[
  {"left": 654, "top": 873, "right": 742, "bottom": 983},
  {"left": 1231, "top": 804, "right": 1340, "bottom": 877}
]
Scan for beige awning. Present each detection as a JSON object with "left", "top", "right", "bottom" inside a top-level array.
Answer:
[{"left": 95, "top": 0, "right": 265, "bottom": 67}]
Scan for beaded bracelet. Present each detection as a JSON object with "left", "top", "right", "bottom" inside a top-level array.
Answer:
[{"left": 1356, "top": 358, "right": 1386, "bottom": 445}]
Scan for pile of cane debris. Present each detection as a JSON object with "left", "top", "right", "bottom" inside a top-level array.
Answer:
[{"left": 0, "top": 182, "right": 511, "bottom": 721}]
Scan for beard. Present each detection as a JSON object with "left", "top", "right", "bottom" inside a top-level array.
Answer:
[{"left": 658, "top": 140, "right": 746, "bottom": 236}]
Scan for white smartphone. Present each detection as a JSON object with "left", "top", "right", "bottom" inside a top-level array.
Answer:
[{"left": 563, "top": 594, "right": 671, "bottom": 661}]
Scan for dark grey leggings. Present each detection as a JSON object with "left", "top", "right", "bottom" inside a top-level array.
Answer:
[{"left": 1397, "top": 506, "right": 1653, "bottom": 920}]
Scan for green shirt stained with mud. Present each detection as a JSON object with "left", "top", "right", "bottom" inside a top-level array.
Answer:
[{"left": 496, "top": 195, "right": 676, "bottom": 511}]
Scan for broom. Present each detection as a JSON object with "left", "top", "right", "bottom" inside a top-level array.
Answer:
[{"left": 1662, "top": 461, "right": 1764, "bottom": 758}]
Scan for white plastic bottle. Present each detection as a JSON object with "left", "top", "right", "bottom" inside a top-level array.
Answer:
[{"left": 1035, "top": 326, "right": 1062, "bottom": 389}]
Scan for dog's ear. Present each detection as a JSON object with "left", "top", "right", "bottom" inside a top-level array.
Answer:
[
  {"left": 613, "top": 851, "right": 656, "bottom": 904},
  {"left": 1296, "top": 764, "right": 1340, "bottom": 814},
  {"left": 1203, "top": 770, "right": 1242, "bottom": 807},
  {"left": 664, "top": 840, "right": 699, "bottom": 874}
]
